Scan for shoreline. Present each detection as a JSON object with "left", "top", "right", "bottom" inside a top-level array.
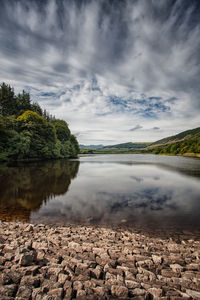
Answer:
[
  {"left": 80, "top": 152, "right": 200, "bottom": 159},
  {"left": 0, "top": 221, "right": 200, "bottom": 299}
]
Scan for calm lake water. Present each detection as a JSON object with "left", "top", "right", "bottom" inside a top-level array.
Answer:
[{"left": 0, "top": 154, "right": 200, "bottom": 236}]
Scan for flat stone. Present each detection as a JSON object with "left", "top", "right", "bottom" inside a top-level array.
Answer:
[
  {"left": 131, "top": 288, "right": 146, "bottom": 296},
  {"left": 170, "top": 264, "right": 184, "bottom": 272}
]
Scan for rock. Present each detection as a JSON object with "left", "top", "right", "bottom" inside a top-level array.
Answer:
[
  {"left": 111, "top": 285, "right": 128, "bottom": 297},
  {"left": 32, "top": 288, "right": 43, "bottom": 300},
  {"left": 90, "top": 266, "right": 102, "bottom": 279},
  {"left": 161, "top": 269, "right": 179, "bottom": 278},
  {"left": 0, "top": 256, "right": 6, "bottom": 265},
  {"left": 48, "top": 267, "right": 63, "bottom": 277},
  {"left": 16, "top": 285, "right": 32, "bottom": 298},
  {"left": 186, "top": 263, "right": 200, "bottom": 271},
  {"left": 68, "top": 242, "right": 82, "bottom": 253},
  {"left": 92, "top": 286, "right": 105, "bottom": 296},
  {"left": 58, "top": 273, "right": 68, "bottom": 285},
  {"left": 105, "top": 272, "right": 116, "bottom": 281},
  {"left": 20, "top": 275, "right": 40, "bottom": 288},
  {"left": 48, "top": 288, "right": 63, "bottom": 298},
  {"left": 19, "top": 250, "right": 36, "bottom": 266},
  {"left": 1, "top": 273, "right": 13, "bottom": 285},
  {"left": 170, "top": 264, "right": 184, "bottom": 272},
  {"left": 76, "top": 289, "right": 86, "bottom": 297},
  {"left": 152, "top": 255, "right": 162, "bottom": 264},
  {"left": 24, "top": 224, "right": 34, "bottom": 232},
  {"left": 130, "top": 288, "right": 146, "bottom": 296},
  {"left": 64, "top": 286, "right": 72, "bottom": 299},
  {"left": 0, "top": 284, "right": 17, "bottom": 297},
  {"left": 125, "top": 280, "right": 140, "bottom": 289},
  {"left": 73, "top": 280, "right": 83, "bottom": 291},
  {"left": 148, "top": 287, "right": 163, "bottom": 298},
  {"left": 186, "top": 289, "right": 200, "bottom": 299}
]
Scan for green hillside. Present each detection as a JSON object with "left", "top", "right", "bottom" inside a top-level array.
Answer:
[
  {"left": 103, "top": 142, "right": 150, "bottom": 149},
  {"left": 147, "top": 128, "right": 200, "bottom": 156},
  {"left": 150, "top": 127, "right": 200, "bottom": 146}
]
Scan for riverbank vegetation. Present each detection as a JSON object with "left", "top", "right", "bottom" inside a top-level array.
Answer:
[
  {"left": 0, "top": 83, "right": 79, "bottom": 161},
  {"left": 146, "top": 133, "right": 200, "bottom": 156},
  {"left": 146, "top": 128, "right": 200, "bottom": 156}
]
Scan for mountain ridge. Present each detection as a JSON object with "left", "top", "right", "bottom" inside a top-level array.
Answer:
[{"left": 149, "top": 127, "right": 200, "bottom": 147}]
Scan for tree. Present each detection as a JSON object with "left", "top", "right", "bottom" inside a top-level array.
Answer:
[
  {"left": 15, "top": 90, "right": 32, "bottom": 115},
  {"left": 52, "top": 119, "right": 71, "bottom": 142},
  {"left": 17, "top": 111, "right": 57, "bottom": 158},
  {"left": 70, "top": 135, "right": 79, "bottom": 155},
  {"left": 0, "top": 83, "right": 16, "bottom": 116}
]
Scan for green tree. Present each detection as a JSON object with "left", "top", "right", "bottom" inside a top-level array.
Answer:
[
  {"left": 16, "top": 91, "right": 32, "bottom": 115},
  {"left": 17, "top": 111, "right": 57, "bottom": 158},
  {"left": 0, "top": 83, "right": 16, "bottom": 116},
  {"left": 52, "top": 119, "right": 71, "bottom": 142}
]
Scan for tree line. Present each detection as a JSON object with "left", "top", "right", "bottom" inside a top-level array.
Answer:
[{"left": 0, "top": 83, "right": 79, "bottom": 161}]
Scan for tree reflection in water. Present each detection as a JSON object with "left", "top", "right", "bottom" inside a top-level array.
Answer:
[{"left": 0, "top": 160, "right": 79, "bottom": 222}]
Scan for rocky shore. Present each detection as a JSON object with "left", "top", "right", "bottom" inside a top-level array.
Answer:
[{"left": 0, "top": 221, "right": 200, "bottom": 299}]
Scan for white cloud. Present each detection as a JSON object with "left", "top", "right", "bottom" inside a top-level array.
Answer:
[{"left": 0, "top": 0, "right": 199, "bottom": 144}]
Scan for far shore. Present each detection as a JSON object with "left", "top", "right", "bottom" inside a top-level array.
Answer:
[
  {"left": 0, "top": 221, "right": 200, "bottom": 299},
  {"left": 80, "top": 151, "right": 200, "bottom": 158}
]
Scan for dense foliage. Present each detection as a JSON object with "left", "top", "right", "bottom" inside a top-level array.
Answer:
[{"left": 0, "top": 83, "right": 79, "bottom": 161}]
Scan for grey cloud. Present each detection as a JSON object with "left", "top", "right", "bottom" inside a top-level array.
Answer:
[
  {"left": 153, "top": 127, "right": 160, "bottom": 130},
  {"left": 130, "top": 125, "right": 143, "bottom": 132}
]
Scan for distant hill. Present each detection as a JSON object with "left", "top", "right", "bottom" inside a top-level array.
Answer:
[
  {"left": 150, "top": 127, "right": 200, "bottom": 147},
  {"left": 80, "top": 127, "right": 200, "bottom": 157},
  {"left": 103, "top": 142, "right": 150, "bottom": 150},
  {"left": 147, "top": 127, "right": 200, "bottom": 156},
  {"left": 79, "top": 142, "right": 150, "bottom": 154},
  {"left": 79, "top": 144, "right": 104, "bottom": 149}
]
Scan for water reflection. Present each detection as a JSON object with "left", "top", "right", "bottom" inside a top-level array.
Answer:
[
  {"left": 0, "top": 155, "right": 200, "bottom": 235},
  {"left": 0, "top": 160, "right": 79, "bottom": 222}
]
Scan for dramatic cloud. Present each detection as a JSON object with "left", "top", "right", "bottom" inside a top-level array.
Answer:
[{"left": 0, "top": 0, "right": 199, "bottom": 144}]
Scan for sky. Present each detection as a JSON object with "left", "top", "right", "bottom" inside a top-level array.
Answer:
[{"left": 0, "top": 0, "right": 200, "bottom": 145}]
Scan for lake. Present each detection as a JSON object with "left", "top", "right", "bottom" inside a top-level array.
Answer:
[{"left": 0, "top": 154, "right": 200, "bottom": 237}]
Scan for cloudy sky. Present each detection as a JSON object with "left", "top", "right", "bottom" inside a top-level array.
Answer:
[{"left": 0, "top": 0, "right": 200, "bottom": 145}]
